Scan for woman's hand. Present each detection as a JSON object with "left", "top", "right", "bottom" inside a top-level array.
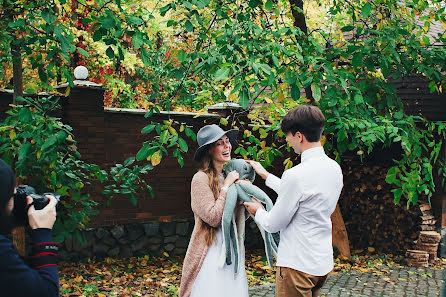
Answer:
[
  {"left": 223, "top": 170, "right": 239, "bottom": 188},
  {"left": 245, "top": 160, "right": 269, "bottom": 180}
]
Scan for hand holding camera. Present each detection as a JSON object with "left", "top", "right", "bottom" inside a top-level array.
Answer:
[
  {"left": 12, "top": 185, "right": 61, "bottom": 228},
  {"left": 26, "top": 195, "right": 58, "bottom": 230}
]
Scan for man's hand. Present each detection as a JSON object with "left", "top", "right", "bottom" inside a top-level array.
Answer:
[
  {"left": 245, "top": 160, "right": 269, "bottom": 180},
  {"left": 27, "top": 195, "right": 57, "bottom": 230},
  {"left": 244, "top": 197, "right": 263, "bottom": 216}
]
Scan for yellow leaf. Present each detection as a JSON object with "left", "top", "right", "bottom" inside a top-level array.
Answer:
[
  {"left": 163, "top": 252, "right": 169, "bottom": 257},
  {"left": 37, "top": 151, "right": 41, "bottom": 159},
  {"left": 358, "top": 267, "right": 370, "bottom": 273},
  {"left": 320, "top": 135, "right": 326, "bottom": 146},
  {"left": 368, "top": 247, "right": 375, "bottom": 253},
  {"left": 97, "top": 294, "right": 106, "bottom": 297},
  {"left": 169, "top": 126, "right": 177, "bottom": 135},
  {"left": 285, "top": 159, "right": 293, "bottom": 170},
  {"left": 73, "top": 275, "right": 83, "bottom": 282},
  {"left": 151, "top": 150, "right": 162, "bottom": 166},
  {"left": 9, "top": 130, "right": 16, "bottom": 140}
]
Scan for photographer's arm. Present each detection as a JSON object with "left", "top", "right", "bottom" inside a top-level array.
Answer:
[{"left": 1, "top": 195, "right": 60, "bottom": 297}]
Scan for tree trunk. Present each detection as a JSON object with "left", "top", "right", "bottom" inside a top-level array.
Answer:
[
  {"left": 11, "top": 41, "right": 23, "bottom": 105},
  {"left": 331, "top": 203, "right": 351, "bottom": 260},
  {"left": 288, "top": 0, "right": 313, "bottom": 102}
]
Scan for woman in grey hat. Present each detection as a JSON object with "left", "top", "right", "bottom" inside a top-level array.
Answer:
[{"left": 179, "top": 125, "right": 249, "bottom": 297}]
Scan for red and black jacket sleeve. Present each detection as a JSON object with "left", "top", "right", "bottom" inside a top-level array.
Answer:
[{"left": 0, "top": 229, "right": 60, "bottom": 297}]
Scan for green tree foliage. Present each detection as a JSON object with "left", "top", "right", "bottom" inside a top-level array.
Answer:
[
  {"left": 1, "top": 0, "right": 445, "bottom": 214},
  {"left": 0, "top": 96, "right": 153, "bottom": 242},
  {"left": 137, "top": 0, "right": 446, "bottom": 207}
]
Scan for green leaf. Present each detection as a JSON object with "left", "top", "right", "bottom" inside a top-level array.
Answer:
[
  {"left": 42, "top": 136, "right": 57, "bottom": 151},
  {"left": 177, "top": 50, "right": 187, "bottom": 62},
  {"left": 38, "top": 67, "right": 48, "bottom": 83},
  {"left": 127, "top": 16, "right": 143, "bottom": 26},
  {"left": 341, "top": 25, "right": 355, "bottom": 32},
  {"left": 311, "top": 84, "right": 321, "bottom": 102},
  {"left": 239, "top": 89, "right": 249, "bottom": 109},
  {"left": 100, "top": 16, "right": 115, "bottom": 30},
  {"left": 129, "top": 195, "right": 138, "bottom": 206},
  {"left": 136, "top": 144, "right": 151, "bottom": 161},
  {"left": 18, "top": 143, "right": 31, "bottom": 161},
  {"left": 185, "top": 127, "right": 197, "bottom": 141},
  {"left": 123, "top": 157, "right": 135, "bottom": 167},
  {"left": 159, "top": 130, "right": 169, "bottom": 144},
  {"left": 352, "top": 53, "right": 363, "bottom": 67},
  {"left": 265, "top": 0, "right": 273, "bottom": 11},
  {"left": 291, "top": 83, "right": 300, "bottom": 101},
  {"left": 141, "top": 124, "right": 156, "bottom": 134},
  {"left": 272, "top": 55, "right": 280, "bottom": 68},
  {"left": 106, "top": 47, "right": 115, "bottom": 58},
  {"left": 140, "top": 48, "right": 150, "bottom": 65},
  {"left": 77, "top": 47, "right": 90, "bottom": 57},
  {"left": 422, "top": 36, "right": 430, "bottom": 46},
  {"left": 8, "top": 19, "right": 25, "bottom": 28},
  {"left": 178, "top": 137, "right": 188, "bottom": 152},
  {"left": 361, "top": 3, "right": 372, "bottom": 18},
  {"left": 392, "top": 188, "right": 402, "bottom": 204},
  {"left": 93, "top": 29, "right": 104, "bottom": 42},
  {"left": 185, "top": 20, "right": 194, "bottom": 32},
  {"left": 41, "top": 9, "right": 55, "bottom": 24},
  {"left": 249, "top": 0, "right": 261, "bottom": 8},
  {"left": 159, "top": 4, "right": 171, "bottom": 16},
  {"left": 167, "top": 20, "right": 177, "bottom": 27},
  {"left": 74, "top": 230, "right": 86, "bottom": 246},
  {"left": 132, "top": 31, "right": 144, "bottom": 49},
  {"left": 215, "top": 67, "right": 230, "bottom": 81}
]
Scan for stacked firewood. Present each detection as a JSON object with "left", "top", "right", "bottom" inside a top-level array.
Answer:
[
  {"left": 415, "top": 231, "right": 442, "bottom": 262},
  {"left": 405, "top": 249, "right": 429, "bottom": 267},
  {"left": 418, "top": 203, "right": 437, "bottom": 231},
  {"left": 404, "top": 203, "right": 442, "bottom": 266},
  {"left": 339, "top": 161, "right": 422, "bottom": 254}
]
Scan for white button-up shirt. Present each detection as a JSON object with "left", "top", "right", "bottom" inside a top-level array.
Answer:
[{"left": 255, "top": 146, "right": 343, "bottom": 276}]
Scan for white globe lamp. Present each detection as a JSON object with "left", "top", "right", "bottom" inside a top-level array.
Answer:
[{"left": 74, "top": 66, "right": 88, "bottom": 80}]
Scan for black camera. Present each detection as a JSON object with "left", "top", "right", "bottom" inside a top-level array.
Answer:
[{"left": 12, "top": 185, "right": 61, "bottom": 226}]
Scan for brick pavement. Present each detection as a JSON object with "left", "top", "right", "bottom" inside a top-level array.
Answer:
[{"left": 249, "top": 266, "right": 445, "bottom": 297}]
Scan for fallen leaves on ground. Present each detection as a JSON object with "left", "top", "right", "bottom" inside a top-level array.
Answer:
[
  {"left": 59, "top": 254, "right": 181, "bottom": 297},
  {"left": 59, "top": 249, "right": 445, "bottom": 297}
]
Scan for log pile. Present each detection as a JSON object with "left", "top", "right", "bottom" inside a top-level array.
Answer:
[
  {"left": 418, "top": 203, "right": 437, "bottom": 231},
  {"left": 405, "top": 249, "right": 429, "bottom": 267},
  {"left": 339, "top": 161, "right": 422, "bottom": 254},
  {"left": 415, "top": 231, "right": 441, "bottom": 262}
]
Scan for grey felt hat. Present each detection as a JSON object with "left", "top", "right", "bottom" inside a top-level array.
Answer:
[{"left": 194, "top": 124, "right": 238, "bottom": 161}]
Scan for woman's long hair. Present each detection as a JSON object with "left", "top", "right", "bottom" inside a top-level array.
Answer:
[{"left": 198, "top": 149, "right": 221, "bottom": 246}]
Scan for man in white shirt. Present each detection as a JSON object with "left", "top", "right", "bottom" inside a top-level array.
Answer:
[{"left": 244, "top": 105, "right": 343, "bottom": 297}]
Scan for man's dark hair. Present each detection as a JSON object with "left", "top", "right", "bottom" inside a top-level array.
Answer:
[{"left": 281, "top": 105, "right": 325, "bottom": 142}]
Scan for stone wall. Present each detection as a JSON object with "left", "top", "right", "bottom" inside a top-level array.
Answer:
[{"left": 57, "top": 218, "right": 265, "bottom": 260}]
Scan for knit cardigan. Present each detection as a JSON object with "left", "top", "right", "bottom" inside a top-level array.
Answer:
[{"left": 179, "top": 171, "right": 227, "bottom": 297}]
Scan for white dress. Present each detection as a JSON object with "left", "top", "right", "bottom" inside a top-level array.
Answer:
[{"left": 190, "top": 226, "right": 249, "bottom": 297}]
